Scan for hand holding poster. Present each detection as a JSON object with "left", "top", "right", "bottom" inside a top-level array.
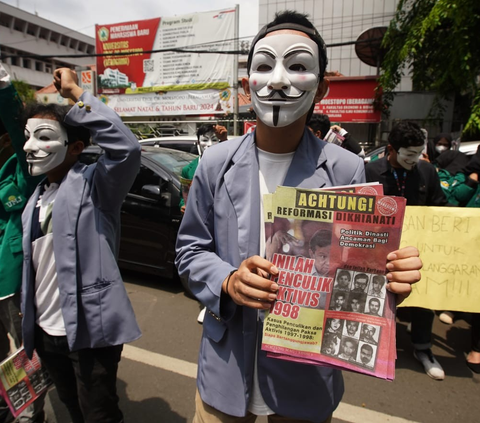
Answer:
[
  {"left": 0, "top": 348, "right": 52, "bottom": 418},
  {"left": 262, "top": 185, "right": 406, "bottom": 380},
  {"left": 399, "top": 206, "right": 480, "bottom": 312}
]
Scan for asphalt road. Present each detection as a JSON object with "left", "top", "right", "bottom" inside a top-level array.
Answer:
[{"left": 43, "top": 270, "right": 480, "bottom": 423}]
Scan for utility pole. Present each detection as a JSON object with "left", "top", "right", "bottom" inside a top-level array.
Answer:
[{"left": 233, "top": 4, "right": 239, "bottom": 136}]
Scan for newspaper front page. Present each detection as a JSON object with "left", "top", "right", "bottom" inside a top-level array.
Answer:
[
  {"left": 0, "top": 348, "right": 52, "bottom": 417},
  {"left": 262, "top": 185, "right": 406, "bottom": 380}
]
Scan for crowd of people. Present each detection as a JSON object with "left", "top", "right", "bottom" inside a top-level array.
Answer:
[{"left": 0, "top": 9, "right": 476, "bottom": 423}]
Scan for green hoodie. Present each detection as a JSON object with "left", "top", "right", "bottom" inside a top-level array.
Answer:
[
  {"left": 0, "top": 84, "right": 43, "bottom": 297},
  {"left": 437, "top": 168, "right": 479, "bottom": 207}
]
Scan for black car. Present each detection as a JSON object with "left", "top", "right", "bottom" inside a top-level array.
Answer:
[
  {"left": 138, "top": 136, "right": 198, "bottom": 154},
  {"left": 79, "top": 145, "right": 195, "bottom": 292}
]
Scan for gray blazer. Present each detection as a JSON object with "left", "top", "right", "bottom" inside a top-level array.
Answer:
[
  {"left": 175, "top": 129, "right": 365, "bottom": 421},
  {"left": 21, "top": 92, "right": 142, "bottom": 358}
]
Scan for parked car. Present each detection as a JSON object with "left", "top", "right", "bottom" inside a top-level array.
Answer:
[
  {"left": 364, "top": 145, "right": 387, "bottom": 163},
  {"left": 79, "top": 145, "right": 196, "bottom": 295},
  {"left": 457, "top": 140, "right": 480, "bottom": 156},
  {"left": 138, "top": 136, "right": 198, "bottom": 154}
]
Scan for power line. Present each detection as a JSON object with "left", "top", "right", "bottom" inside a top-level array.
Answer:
[
  {"left": 3, "top": 10, "right": 395, "bottom": 48},
  {"left": 0, "top": 36, "right": 383, "bottom": 61}
]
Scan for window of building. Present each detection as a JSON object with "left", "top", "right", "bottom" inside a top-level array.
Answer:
[
  {"left": 38, "top": 28, "right": 49, "bottom": 40},
  {"left": 27, "top": 23, "right": 36, "bottom": 36},
  {"left": 13, "top": 19, "right": 26, "bottom": 32},
  {"left": 0, "top": 15, "right": 10, "bottom": 27}
]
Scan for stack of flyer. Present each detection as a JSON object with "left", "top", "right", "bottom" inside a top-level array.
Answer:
[
  {"left": 0, "top": 347, "right": 52, "bottom": 418},
  {"left": 262, "top": 183, "right": 406, "bottom": 380}
]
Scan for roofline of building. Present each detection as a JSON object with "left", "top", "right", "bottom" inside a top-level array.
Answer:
[{"left": 0, "top": 0, "right": 95, "bottom": 45}]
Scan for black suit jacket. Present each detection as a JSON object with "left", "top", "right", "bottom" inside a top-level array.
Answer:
[{"left": 365, "top": 156, "right": 447, "bottom": 206}]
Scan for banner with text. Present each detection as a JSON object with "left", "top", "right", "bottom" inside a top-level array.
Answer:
[
  {"left": 399, "top": 206, "right": 480, "bottom": 312},
  {"left": 99, "top": 88, "right": 234, "bottom": 116},
  {"left": 95, "top": 8, "right": 236, "bottom": 95},
  {"left": 314, "top": 77, "right": 381, "bottom": 123}
]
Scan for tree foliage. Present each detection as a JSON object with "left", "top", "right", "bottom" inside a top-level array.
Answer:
[
  {"left": 379, "top": 0, "right": 480, "bottom": 136},
  {"left": 11, "top": 79, "right": 36, "bottom": 103}
]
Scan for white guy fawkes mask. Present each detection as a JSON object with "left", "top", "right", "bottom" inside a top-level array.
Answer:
[
  {"left": 197, "top": 130, "right": 219, "bottom": 156},
  {"left": 249, "top": 34, "right": 320, "bottom": 128},
  {"left": 24, "top": 118, "right": 69, "bottom": 176},
  {"left": 396, "top": 145, "right": 424, "bottom": 170}
]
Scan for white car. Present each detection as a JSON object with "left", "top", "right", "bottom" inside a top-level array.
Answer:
[
  {"left": 364, "top": 140, "right": 480, "bottom": 163},
  {"left": 457, "top": 140, "right": 480, "bottom": 156}
]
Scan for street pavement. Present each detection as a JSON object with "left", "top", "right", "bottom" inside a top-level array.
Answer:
[{"left": 43, "top": 270, "right": 480, "bottom": 423}]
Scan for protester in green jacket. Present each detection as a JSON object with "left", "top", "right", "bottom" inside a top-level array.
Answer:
[
  {"left": 458, "top": 146, "right": 480, "bottom": 207},
  {"left": 432, "top": 147, "right": 480, "bottom": 373},
  {"left": 0, "top": 64, "right": 44, "bottom": 423},
  {"left": 179, "top": 124, "right": 227, "bottom": 213},
  {"left": 435, "top": 150, "right": 473, "bottom": 206}
]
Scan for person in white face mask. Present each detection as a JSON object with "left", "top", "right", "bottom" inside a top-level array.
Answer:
[
  {"left": 433, "top": 133, "right": 453, "bottom": 159},
  {"left": 176, "top": 12, "right": 424, "bottom": 422},
  {"left": 179, "top": 124, "right": 228, "bottom": 214},
  {"left": 366, "top": 120, "right": 447, "bottom": 381},
  {"left": 425, "top": 132, "right": 453, "bottom": 164}
]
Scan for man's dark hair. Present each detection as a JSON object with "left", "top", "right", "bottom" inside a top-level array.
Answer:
[
  {"left": 309, "top": 229, "right": 332, "bottom": 250},
  {"left": 308, "top": 114, "right": 330, "bottom": 138},
  {"left": 372, "top": 275, "right": 385, "bottom": 286},
  {"left": 433, "top": 132, "right": 452, "bottom": 148},
  {"left": 361, "top": 344, "right": 373, "bottom": 354},
  {"left": 388, "top": 121, "right": 424, "bottom": 151},
  {"left": 22, "top": 102, "right": 91, "bottom": 146},
  {"left": 196, "top": 124, "right": 216, "bottom": 141},
  {"left": 354, "top": 273, "right": 368, "bottom": 282},
  {"left": 362, "top": 324, "right": 375, "bottom": 333},
  {"left": 337, "top": 270, "right": 351, "bottom": 281},
  {"left": 341, "top": 338, "right": 357, "bottom": 353},
  {"left": 247, "top": 10, "right": 328, "bottom": 79},
  {"left": 369, "top": 298, "right": 380, "bottom": 306},
  {"left": 348, "top": 292, "right": 364, "bottom": 304}
]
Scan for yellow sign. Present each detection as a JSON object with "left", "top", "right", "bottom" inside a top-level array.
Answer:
[{"left": 399, "top": 206, "right": 480, "bottom": 312}]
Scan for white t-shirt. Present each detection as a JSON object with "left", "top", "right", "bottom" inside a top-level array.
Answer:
[
  {"left": 248, "top": 147, "right": 294, "bottom": 416},
  {"left": 32, "top": 182, "right": 66, "bottom": 336}
]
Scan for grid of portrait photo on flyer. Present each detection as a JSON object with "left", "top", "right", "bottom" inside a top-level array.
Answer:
[{"left": 261, "top": 184, "right": 405, "bottom": 380}]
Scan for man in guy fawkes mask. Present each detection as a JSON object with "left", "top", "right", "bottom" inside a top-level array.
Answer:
[
  {"left": 366, "top": 120, "right": 447, "bottom": 381},
  {"left": 194, "top": 124, "right": 227, "bottom": 156},
  {"left": 366, "top": 121, "right": 446, "bottom": 204},
  {"left": 176, "top": 11, "right": 423, "bottom": 422},
  {"left": 20, "top": 68, "right": 141, "bottom": 423},
  {"left": 179, "top": 124, "right": 227, "bottom": 214}
]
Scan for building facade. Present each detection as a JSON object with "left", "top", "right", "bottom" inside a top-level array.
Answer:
[
  {"left": 258, "top": 0, "right": 454, "bottom": 144},
  {"left": 0, "top": 1, "right": 95, "bottom": 89},
  {"left": 259, "top": 0, "right": 409, "bottom": 87}
]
